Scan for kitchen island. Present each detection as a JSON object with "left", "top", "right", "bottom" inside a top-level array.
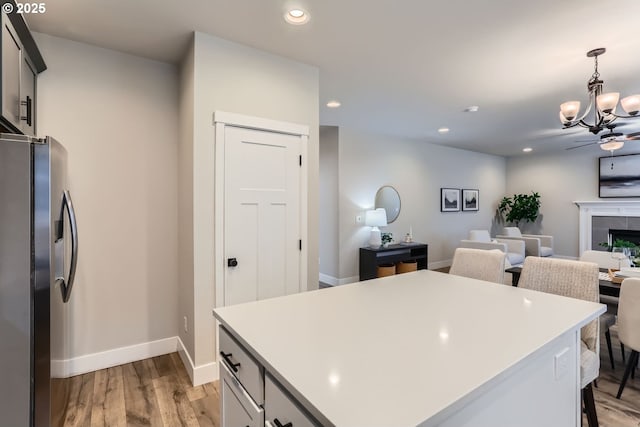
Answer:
[{"left": 213, "top": 270, "right": 605, "bottom": 427}]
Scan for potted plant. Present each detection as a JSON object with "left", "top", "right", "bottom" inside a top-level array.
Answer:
[
  {"left": 498, "top": 192, "right": 541, "bottom": 227},
  {"left": 381, "top": 232, "right": 393, "bottom": 247},
  {"left": 599, "top": 239, "right": 638, "bottom": 251}
]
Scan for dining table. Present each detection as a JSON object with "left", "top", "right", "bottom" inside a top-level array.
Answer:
[{"left": 506, "top": 266, "right": 621, "bottom": 297}]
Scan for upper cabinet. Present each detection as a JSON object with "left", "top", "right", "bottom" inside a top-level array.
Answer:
[{"left": 1, "top": 1, "right": 46, "bottom": 135}]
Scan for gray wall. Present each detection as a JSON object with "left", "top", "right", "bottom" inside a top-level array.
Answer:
[
  {"left": 319, "top": 126, "right": 340, "bottom": 280},
  {"left": 506, "top": 145, "right": 640, "bottom": 257},
  {"left": 336, "top": 127, "right": 507, "bottom": 281},
  {"left": 35, "top": 33, "right": 179, "bottom": 357},
  {"left": 179, "top": 32, "right": 319, "bottom": 369},
  {"left": 178, "top": 39, "right": 195, "bottom": 359}
]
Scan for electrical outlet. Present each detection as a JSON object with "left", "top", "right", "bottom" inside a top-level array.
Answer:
[{"left": 183, "top": 316, "right": 188, "bottom": 333}]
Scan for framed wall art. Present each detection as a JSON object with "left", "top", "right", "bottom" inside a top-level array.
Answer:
[
  {"left": 441, "top": 188, "right": 460, "bottom": 212},
  {"left": 462, "top": 189, "right": 479, "bottom": 211},
  {"left": 599, "top": 154, "right": 640, "bottom": 198}
]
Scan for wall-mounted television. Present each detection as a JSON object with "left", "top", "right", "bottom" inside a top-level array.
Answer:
[{"left": 599, "top": 153, "right": 640, "bottom": 198}]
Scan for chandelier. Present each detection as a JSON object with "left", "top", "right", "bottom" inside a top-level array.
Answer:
[{"left": 559, "top": 48, "right": 640, "bottom": 142}]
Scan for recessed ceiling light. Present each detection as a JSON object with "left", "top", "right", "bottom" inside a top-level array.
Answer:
[
  {"left": 523, "top": 147, "right": 532, "bottom": 152},
  {"left": 438, "top": 127, "right": 450, "bottom": 134},
  {"left": 285, "top": 8, "right": 309, "bottom": 25},
  {"left": 464, "top": 106, "right": 480, "bottom": 113},
  {"left": 326, "top": 100, "right": 341, "bottom": 108}
]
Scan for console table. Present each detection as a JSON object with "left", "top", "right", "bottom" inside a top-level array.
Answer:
[{"left": 359, "top": 243, "right": 428, "bottom": 281}]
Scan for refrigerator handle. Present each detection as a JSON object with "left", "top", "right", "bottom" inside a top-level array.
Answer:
[{"left": 58, "top": 190, "right": 78, "bottom": 303}]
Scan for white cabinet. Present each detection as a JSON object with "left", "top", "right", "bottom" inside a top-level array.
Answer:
[
  {"left": 265, "top": 373, "right": 317, "bottom": 427},
  {"left": 219, "top": 326, "right": 264, "bottom": 427},
  {"left": 218, "top": 325, "right": 320, "bottom": 427},
  {"left": 0, "top": 2, "right": 46, "bottom": 135},
  {"left": 220, "top": 362, "right": 264, "bottom": 427},
  {"left": 219, "top": 326, "right": 263, "bottom": 404}
]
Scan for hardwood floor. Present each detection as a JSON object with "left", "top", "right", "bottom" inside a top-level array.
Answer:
[
  {"left": 590, "top": 337, "right": 640, "bottom": 427},
  {"left": 61, "top": 352, "right": 220, "bottom": 427},
  {"left": 61, "top": 344, "right": 640, "bottom": 427},
  {"left": 60, "top": 276, "right": 639, "bottom": 427}
]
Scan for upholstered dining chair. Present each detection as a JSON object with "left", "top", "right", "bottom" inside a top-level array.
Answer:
[
  {"left": 458, "top": 230, "right": 525, "bottom": 267},
  {"left": 580, "top": 249, "right": 631, "bottom": 370},
  {"left": 497, "top": 226, "right": 554, "bottom": 257},
  {"left": 615, "top": 277, "right": 640, "bottom": 399},
  {"left": 449, "top": 247, "right": 506, "bottom": 284},
  {"left": 580, "top": 249, "right": 632, "bottom": 270},
  {"left": 518, "top": 257, "right": 600, "bottom": 427}
]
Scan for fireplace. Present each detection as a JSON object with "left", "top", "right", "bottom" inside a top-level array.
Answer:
[
  {"left": 609, "top": 229, "right": 640, "bottom": 246},
  {"left": 575, "top": 201, "right": 640, "bottom": 254}
]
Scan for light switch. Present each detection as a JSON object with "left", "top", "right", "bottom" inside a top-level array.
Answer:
[{"left": 554, "top": 347, "right": 570, "bottom": 380}]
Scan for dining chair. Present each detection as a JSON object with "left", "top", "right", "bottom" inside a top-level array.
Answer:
[
  {"left": 497, "top": 226, "right": 554, "bottom": 257},
  {"left": 615, "top": 277, "right": 640, "bottom": 399},
  {"left": 580, "top": 249, "right": 631, "bottom": 370},
  {"left": 449, "top": 247, "right": 506, "bottom": 284},
  {"left": 518, "top": 257, "right": 600, "bottom": 427},
  {"left": 458, "top": 229, "right": 525, "bottom": 267},
  {"left": 580, "top": 249, "right": 632, "bottom": 270}
]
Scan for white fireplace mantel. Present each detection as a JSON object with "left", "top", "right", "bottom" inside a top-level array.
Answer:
[{"left": 575, "top": 201, "right": 640, "bottom": 254}]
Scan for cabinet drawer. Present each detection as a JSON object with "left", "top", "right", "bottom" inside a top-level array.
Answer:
[
  {"left": 220, "top": 360, "right": 264, "bottom": 427},
  {"left": 219, "top": 325, "right": 264, "bottom": 404},
  {"left": 265, "top": 373, "right": 318, "bottom": 427}
]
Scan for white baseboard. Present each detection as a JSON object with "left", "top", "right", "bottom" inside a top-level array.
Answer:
[
  {"left": 176, "top": 336, "right": 218, "bottom": 386},
  {"left": 50, "top": 335, "right": 219, "bottom": 386},
  {"left": 319, "top": 273, "right": 359, "bottom": 286},
  {"left": 51, "top": 336, "right": 179, "bottom": 378},
  {"left": 319, "top": 273, "right": 338, "bottom": 286}
]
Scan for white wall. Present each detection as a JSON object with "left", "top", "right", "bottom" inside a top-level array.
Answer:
[
  {"left": 506, "top": 146, "right": 640, "bottom": 257},
  {"left": 179, "top": 32, "right": 319, "bottom": 373},
  {"left": 337, "top": 128, "right": 506, "bottom": 280},
  {"left": 34, "top": 34, "right": 179, "bottom": 358},
  {"left": 319, "top": 126, "right": 339, "bottom": 281}
]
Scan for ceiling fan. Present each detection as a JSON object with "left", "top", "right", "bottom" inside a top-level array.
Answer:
[{"left": 566, "top": 124, "right": 640, "bottom": 151}]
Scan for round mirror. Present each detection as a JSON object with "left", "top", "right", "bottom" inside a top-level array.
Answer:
[{"left": 375, "top": 186, "right": 401, "bottom": 223}]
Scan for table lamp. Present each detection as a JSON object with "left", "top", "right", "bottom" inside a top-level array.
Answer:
[{"left": 365, "top": 208, "right": 388, "bottom": 247}]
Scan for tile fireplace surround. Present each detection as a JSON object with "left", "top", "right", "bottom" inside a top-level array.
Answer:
[{"left": 575, "top": 201, "right": 640, "bottom": 254}]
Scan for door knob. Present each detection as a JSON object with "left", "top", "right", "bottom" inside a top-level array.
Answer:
[{"left": 227, "top": 258, "right": 238, "bottom": 267}]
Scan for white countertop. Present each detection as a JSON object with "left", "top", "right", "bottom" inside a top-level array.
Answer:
[{"left": 213, "top": 270, "right": 605, "bottom": 427}]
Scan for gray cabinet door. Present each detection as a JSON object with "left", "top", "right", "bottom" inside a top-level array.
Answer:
[
  {"left": 2, "top": 13, "right": 21, "bottom": 130},
  {"left": 19, "top": 54, "right": 36, "bottom": 135}
]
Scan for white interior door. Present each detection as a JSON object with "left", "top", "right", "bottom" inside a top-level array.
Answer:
[{"left": 224, "top": 126, "right": 302, "bottom": 306}]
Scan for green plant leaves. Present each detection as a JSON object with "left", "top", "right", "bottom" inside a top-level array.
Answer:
[
  {"left": 600, "top": 239, "right": 639, "bottom": 250},
  {"left": 498, "top": 192, "right": 540, "bottom": 225}
]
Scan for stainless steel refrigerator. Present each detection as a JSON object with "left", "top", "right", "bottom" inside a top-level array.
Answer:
[{"left": 0, "top": 133, "right": 78, "bottom": 427}]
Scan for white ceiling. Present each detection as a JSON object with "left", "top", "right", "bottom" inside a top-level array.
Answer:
[{"left": 26, "top": 0, "right": 640, "bottom": 157}]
